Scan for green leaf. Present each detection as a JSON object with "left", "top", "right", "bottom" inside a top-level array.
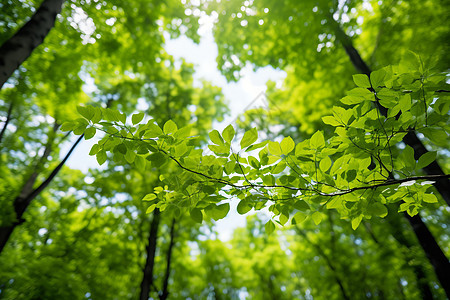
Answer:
[
  {"left": 311, "top": 211, "right": 323, "bottom": 225},
  {"left": 279, "top": 213, "right": 289, "bottom": 225},
  {"left": 209, "top": 129, "right": 224, "bottom": 145},
  {"left": 143, "top": 193, "right": 157, "bottom": 201},
  {"left": 353, "top": 74, "right": 371, "bottom": 88},
  {"left": 423, "top": 194, "right": 438, "bottom": 203},
  {"left": 265, "top": 220, "right": 275, "bottom": 234},
  {"left": 268, "top": 141, "right": 282, "bottom": 156},
  {"left": 210, "top": 203, "right": 230, "bottom": 221},
  {"left": 163, "top": 120, "right": 178, "bottom": 134},
  {"left": 401, "top": 145, "right": 416, "bottom": 169},
  {"left": 132, "top": 112, "right": 144, "bottom": 125},
  {"left": 146, "top": 204, "right": 157, "bottom": 214},
  {"left": 370, "top": 69, "right": 386, "bottom": 88},
  {"left": 125, "top": 149, "right": 136, "bottom": 164},
  {"left": 419, "top": 128, "right": 448, "bottom": 147},
  {"left": 144, "top": 123, "right": 163, "bottom": 138},
  {"left": 351, "top": 215, "right": 363, "bottom": 230},
  {"left": 237, "top": 200, "right": 252, "bottom": 214},
  {"left": 89, "top": 144, "right": 100, "bottom": 156},
  {"left": 271, "top": 161, "right": 286, "bottom": 174},
  {"left": 84, "top": 127, "right": 96, "bottom": 140},
  {"left": 248, "top": 156, "right": 261, "bottom": 169},
  {"left": 60, "top": 122, "right": 75, "bottom": 132},
  {"left": 340, "top": 95, "right": 366, "bottom": 105},
  {"left": 96, "top": 150, "right": 107, "bottom": 165},
  {"left": 77, "top": 106, "right": 95, "bottom": 120},
  {"left": 222, "top": 124, "right": 235, "bottom": 143},
  {"left": 280, "top": 136, "right": 295, "bottom": 155},
  {"left": 293, "top": 200, "right": 310, "bottom": 211},
  {"left": 135, "top": 155, "right": 146, "bottom": 172},
  {"left": 368, "top": 203, "right": 388, "bottom": 217},
  {"left": 190, "top": 208, "right": 203, "bottom": 223},
  {"left": 347, "top": 87, "right": 373, "bottom": 99},
  {"left": 322, "top": 116, "right": 341, "bottom": 126},
  {"left": 319, "top": 156, "right": 332, "bottom": 172},
  {"left": 292, "top": 212, "right": 307, "bottom": 224},
  {"left": 240, "top": 128, "right": 258, "bottom": 148},
  {"left": 310, "top": 131, "right": 325, "bottom": 149},
  {"left": 416, "top": 151, "right": 436, "bottom": 170}
]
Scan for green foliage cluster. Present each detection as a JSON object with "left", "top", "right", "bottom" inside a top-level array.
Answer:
[{"left": 63, "top": 54, "right": 448, "bottom": 231}]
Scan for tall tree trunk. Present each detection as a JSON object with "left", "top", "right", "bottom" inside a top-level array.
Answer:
[
  {"left": 0, "top": 134, "right": 83, "bottom": 254},
  {"left": 160, "top": 218, "right": 176, "bottom": 300},
  {"left": 139, "top": 209, "right": 161, "bottom": 300},
  {"left": 385, "top": 212, "right": 434, "bottom": 300},
  {"left": 0, "top": 0, "right": 65, "bottom": 89},
  {"left": 327, "top": 16, "right": 450, "bottom": 295},
  {"left": 0, "top": 101, "right": 13, "bottom": 144},
  {"left": 404, "top": 214, "right": 450, "bottom": 298}
]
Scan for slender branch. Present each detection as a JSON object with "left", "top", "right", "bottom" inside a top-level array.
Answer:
[
  {"left": 159, "top": 218, "right": 176, "bottom": 300},
  {"left": 0, "top": 101, "right": 13, "bottom": 144}
]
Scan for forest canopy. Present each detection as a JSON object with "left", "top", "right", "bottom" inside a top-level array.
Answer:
[{"left": 0, "top": 0, "right": 449, "bottom": 299}]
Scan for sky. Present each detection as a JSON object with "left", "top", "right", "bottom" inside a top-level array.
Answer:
[{"left": 65, "top": 13, "right": 286, "bottom": 241}]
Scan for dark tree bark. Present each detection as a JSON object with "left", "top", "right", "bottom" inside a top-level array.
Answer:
[
  {"left": 0, "top": 0, "right": 65, "bottom": 89},
  {"left": 160, "top": 218, "right": 176, "bottom": 300},
  {"left": 139, "top": 209, "right": 161, "bottom": 300},
  {"left": 404, "top": 214, "right": 450, "bottom": 298},
  {"left": 0, "top": 133, "right": 83, "bottom": 254},
  {"left": 0, "top": 101, "right": 13, "bottom": 144},
  {"left": 385, "top": 212, "right": 434, "bottom": 300}
]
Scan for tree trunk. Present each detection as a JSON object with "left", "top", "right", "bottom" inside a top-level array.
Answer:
[
  {"left": 385, "top": 212, "right": 434, "bottom": 300},
  {"left": 139, "top": 208, "right": 161, "bottom": 300},
  {"left": 0, "top": 0, "right": 65, "bottom": 89},
  {"left": 0, "top": 101, "right": 13, "bottom": 144},
  {"left": 160, "top": 218, "right": 176, "bottom": 300},
  {"left": 0, "top": 134, "right": 83, "bottom": 254},
  {"left": 404, "top": 213, "right": 450, "bottom": 298}
]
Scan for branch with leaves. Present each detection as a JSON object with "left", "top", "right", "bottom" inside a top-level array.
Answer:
[{"left": 61, "top": 61, "right": 449, "bottom": 232}]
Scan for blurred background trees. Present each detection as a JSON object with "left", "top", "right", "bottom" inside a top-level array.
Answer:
[{"left": 0, "top": 0, "right": 448, "bottom": 299}]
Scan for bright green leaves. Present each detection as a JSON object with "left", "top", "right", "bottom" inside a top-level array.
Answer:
[
  {"left": 222, "top": 124, "right": 235, "bottom": 143},
  {"left": 310, "top": 131, "right": 325, "bottom": 149},
  {"left": 145, "top": 123, "right": 163, "bottom": 138},
  {"left": 132, "top": 112, "right": 144, "bottom": 125},
  {"left": 265, "top": 220, "right": 275, "bottom": 234},
  {"left": 351, "top": 215, "right": 363, "bottom": 230},
  {"left": 163, "top": 120, "right": 177, "bottom": 135},
  {"left": 240, "top": 128, "right": 258, "bottom": 148},
  {"left": 237, "top": 200, "right": 252, "bottom": 214},
  {"left": 416, "top": 151, "right": 436, "bottom": 170},
  {"left": 280, "top": 137, "right": 295, "bottom": 155},
  {"left": 268, "top": 141, "right": 282, "bottom": 156},
  {"left": 353, "top": 74, "right": 371, "bottom": 88},
  {"left": 190, "top": 208, "right": 203, "bottom": 223},
  {"left": 311, "top": 211, "right": 323, "bottom": 225},
  {"left": 319, "top": 156, "right": 331, "bottom": 172},
  {"left": 207, "top": 203, "right": 230, "bottom": 221},
  {"left": 208, "top": 128, "right": 230, "bottom": 156},
  {"left": 84, "top": 127, "right": 96, "bottom": 140},
  {"left": 96, "top": 150, "right": 107, "bottom": 165},
  {"left": 209, "top": 129, "right": 224, "bottom": 145},
  {"left": 370, "top": 69, "right": 386, "bottom": 88}
]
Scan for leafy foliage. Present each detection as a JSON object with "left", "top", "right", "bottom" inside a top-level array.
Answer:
[{"left": 64, "top": 57, "right": 448, "bottom": 230}]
